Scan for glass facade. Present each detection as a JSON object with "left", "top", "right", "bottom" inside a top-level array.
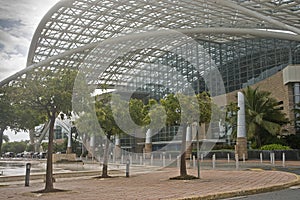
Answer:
[
  {"left": 152, "top": 126, "right": 181, "bottom": 143},
  {"left": 293, "top": 83, "right": 300, "bottom": 133},
  {"left": 120, "top": 134, "right": 137, "bottom": 152},
  {"left": 118, "top": 38, "right": 300, "bottom": 149},
  {"left": 54, "top": 126, "right": 62, "bottom": 140},
  {"left": 115, "top": 38, "right": 300, "bottom": 100}
]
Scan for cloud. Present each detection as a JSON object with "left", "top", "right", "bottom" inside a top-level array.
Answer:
[
  {"left": 0, "top": 0, "right": 60, "bottom": 81},
  {"left": 0, "top": 52, "right": 27, "bottom": 81},
  {"left": 0, "top": 29, "right": 29, "bottom": 54},
  {"left": 4, "top": 128, "right": 29, "bottom": 142}
]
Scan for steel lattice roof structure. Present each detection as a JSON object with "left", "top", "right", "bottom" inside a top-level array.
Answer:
[{"left": 1, "top": 0, "right": 300, "bottom": 95}]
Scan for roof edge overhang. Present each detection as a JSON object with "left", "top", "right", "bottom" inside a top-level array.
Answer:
[
  {"left": 2, "top": 28, "right": 300, "bottom": 87},
  {"left": 27, "top": 0, "right": 73, "bottom": 66}
]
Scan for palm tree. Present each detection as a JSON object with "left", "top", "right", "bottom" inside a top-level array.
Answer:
[
  {"left": 243, "top": 87, "right": 288, "bottom": 148},
  {"left": 225, "top": 102, "right": 239, "bottom": 141}
]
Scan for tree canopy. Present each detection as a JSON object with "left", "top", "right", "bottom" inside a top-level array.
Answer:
[
  {"left": 8, "top": 68, "right": 77, "bottom": 192},
  {"left": 226, "top": 87, "right": 289, "bottom": 148}
]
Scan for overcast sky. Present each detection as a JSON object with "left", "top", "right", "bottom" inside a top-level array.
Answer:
[{"left": 0, "top": 0, "right": 60, "bottom": 141}]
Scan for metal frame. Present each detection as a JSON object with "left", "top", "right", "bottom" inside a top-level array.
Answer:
[{"left": 1, "top": 0, "right": 300, "bottom": 88}]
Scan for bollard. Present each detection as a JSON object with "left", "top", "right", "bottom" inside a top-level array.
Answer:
[
  {"left": 25, "top": 163, "right": 31, "bottom": 187},
  {"left": 140, "top": 156, "right": 143, "bottom": 165},
  {"left": 227, "top": 153, "right": 230, "bottom": 163},
  {"left": 260, "top": 152, "right": 263, "bottom": 164},
  {"left": 282, "top": 153, "right": 286, "bottom": 167},
  {"left": 270, "top": 152, "right": 275, "bottom": 165},
  {"left": 163, "top": 154, "right": 166, "bottom": 167},
  {"left": 150, "top": 154, "right": 153, "bottom": 166},
  {"left": 130, "top": 155, "right": 133, "bottom": 165},
  {"left": 270, "top": 152, "right": 275, "bottom": 164},
  {"left": 235, "top": 154, "right": 239, "bottom": 169},
  {"left": 212, "top": 154, "right": 216, "bottom": 169},
  {"left": 242, "top": 154, "right": 245, "bottom": 163},
  {"left": 126, "top": 159, "right": 130, "bottom": 177},
  {"left": 193, "top": 155, "right": 196, "bottom": 168}
]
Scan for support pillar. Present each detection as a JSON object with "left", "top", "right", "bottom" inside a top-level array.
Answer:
[
  {"left": 66, "top": 131, "right": 72, "bottom": 154},
  {"left": 114, "top": 135, "right": 121, "bottom": 159},
  {"left": 235, "top": 92, "right": 248, "bottom": 160},
  {"left": 89, "top": 135, "right": 95, "bottom": 159},
  {"left": 144, "top": 129, "right": 152, "bottom": 159}
]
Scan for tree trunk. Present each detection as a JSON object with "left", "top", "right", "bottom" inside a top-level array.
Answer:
[
  {"left": 44, "top": 112, "right": 56, "bottom": 192},
  {"left": 256, "top": 135, "right": 262, "bottom": 149},
  {"left": 180, "top": 124, "right": 188, "bottom": 177},
  {"left": 0, "top": 128, "right": 4, "bottom": 156},
  {"left": 254, "top": 127, "right": 261, "bottom": 148},
  {"left": 102, "top": 133, "right": 111, "bottom": 178}
]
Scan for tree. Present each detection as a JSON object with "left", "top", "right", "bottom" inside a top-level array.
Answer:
[
  {"left": 160, "top": 94, "right": 180, "bottom": 127},
  {"left": 95, "top": 93, "right": 126, "bottom": 178},
  {"left": 0, "top": 86, "right": 16, "bottom": 155},
  {"left": 242, "top": 87, "right": 288, "bottom": 148},
  {"left": 225, "top": 102, "right": 239, "bottom": 141},
  {"left": 2, "top": 135, "right": 9, "bottom": 143},
  {"left": 2, "top": 141, "right": 27, "bottom": 154},
  {"left": 129, "top": 98, "right": 146, "bottom": 126},
  {"left": 0, "top": 84, "right": 47, "bottom": 155},
  {"left": 196, "top": 92, "right": 213, "bottom": 125},
  {"left": 10, "top": 68, "right": 77, "bottom": 192},
  {"left": 142, "top": 98, "right": 167, "bottom": 135},
  {"left": 161, "top": 92, "right": 212, "bottom": 179}
]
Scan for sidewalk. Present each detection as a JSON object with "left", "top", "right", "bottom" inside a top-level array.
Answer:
[{"left": 0, "top": 167, "right": 299, "bottom": 200}]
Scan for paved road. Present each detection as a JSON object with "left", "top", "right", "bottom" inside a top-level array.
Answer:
[{"left": 222, "top": 185, "right": 300, "bottom": 200}]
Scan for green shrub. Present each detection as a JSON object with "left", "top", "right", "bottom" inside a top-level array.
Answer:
[
  {"left": 284, "top": 134, "right": 300, "bottom": 149},
  {"left": 260, "top": 144, "right": 291, "bottom": 150},
  {"left": 212, "top": 144, "right": 234, "bottom": 150}
]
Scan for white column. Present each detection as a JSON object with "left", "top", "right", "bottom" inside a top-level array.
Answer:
[
  {"left": 66, "top": 131, "right": 72, "bottom": 154},
  {"left": 146, "top": 129, "right": 152, "bottom": 144},
  {"left": 236, "top": 92, "right": 248, "bottom": 160},
  {"left": 115, "top": 135, "right": 120, "bottom": 146},
  {"left": 145, "top": 129, "right": 152, "bottom": 159},
  {"left": 186, "top": 126, "right": 192, "bottom": 142},
  {"left": 68, "top": 131, "right": 72, "bottom": 148},
  {"left": 114, "top": 135, "right": 121, "bottom": 161},
  {"left": 237, "top": 92, "right": 246, "bottom": 138}
]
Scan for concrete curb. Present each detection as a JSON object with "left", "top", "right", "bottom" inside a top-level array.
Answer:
[
  {"left": 0, "top": 170, "right": 103, "bottom": 183},
  {"left": 181, "top": 174, "right": 300, "bottom": 200}
]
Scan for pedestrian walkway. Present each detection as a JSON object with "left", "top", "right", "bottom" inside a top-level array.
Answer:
[{"left": 0, "top": 167, "right": 299, "bottom": 200}]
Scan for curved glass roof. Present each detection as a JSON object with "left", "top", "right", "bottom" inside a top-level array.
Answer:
[{"left": 1, "top": 0, "right": 300, "bottom": 87}]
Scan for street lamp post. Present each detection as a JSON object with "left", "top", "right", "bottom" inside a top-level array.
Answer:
[{"left": 196, "top": 124, "right": 200, "bottom": 179}]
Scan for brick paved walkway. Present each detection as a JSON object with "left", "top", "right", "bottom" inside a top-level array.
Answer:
[{"left": 0, "top": 168, "right": 299, "bottom": 200}]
